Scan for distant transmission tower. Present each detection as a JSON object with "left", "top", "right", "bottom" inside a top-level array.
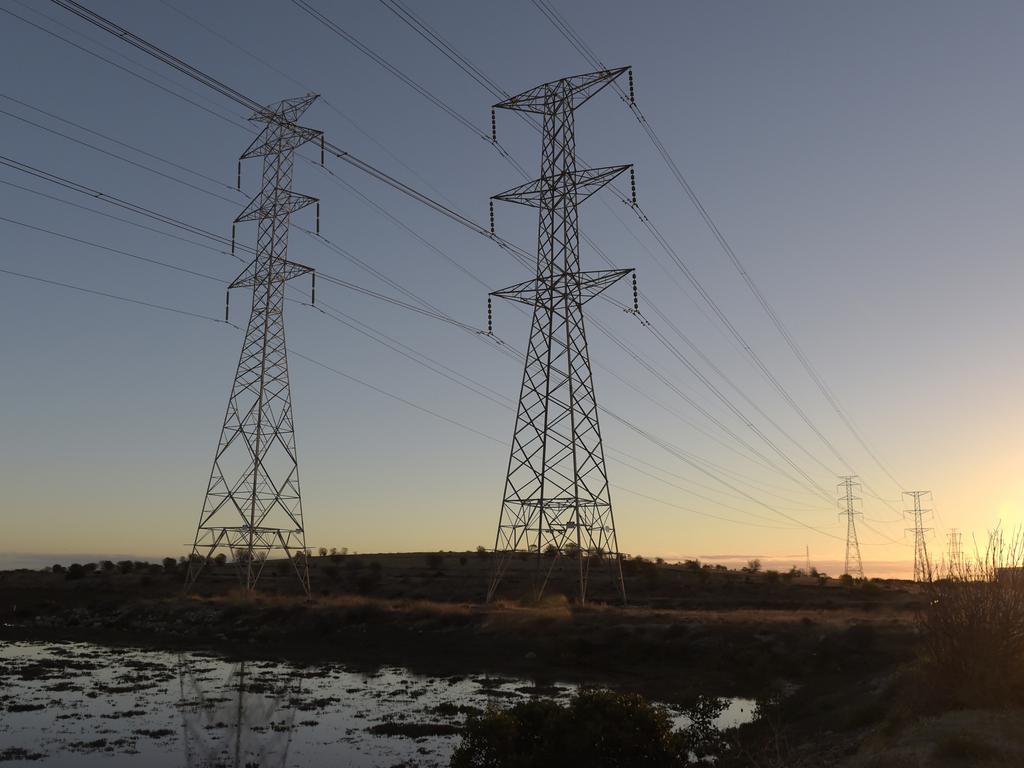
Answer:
[
  {"left": 186, "top": 95, "right": 323, "bottom": 597},
  {"left": 837, "top": 476, "right": 864, "bottom": 579},
  {"left": 904, "top": 490, "right": 933, "bottom": 582},
  {"left": 946, "top": 527, "right": 963, "bottom": 573},
  {"left": 486, "top": 68, "right": 635, "bottom": 604}
]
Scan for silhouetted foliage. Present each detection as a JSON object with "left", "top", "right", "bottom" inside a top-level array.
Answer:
[
  {"left": 213, "top": 553, "right": 228, "bottom": 566},
  {"left": 450, "top": 689, "right": 702, "bottom": 768},
  {"left": 51, "top": 564, "right": 65, "bottom": 575},
  {"left": 920, "top": 528, "right": 1024, "bottom": 706},
  {"left": 162, "top": 557, "right": 177, "bottom": 573},
  {"left": 65, "top": 563, "right": 85, "bottom": 581}
]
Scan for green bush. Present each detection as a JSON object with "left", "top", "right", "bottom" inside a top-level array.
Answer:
[{"left": 450, "top": 690, "right": 693, "bottom": 767}]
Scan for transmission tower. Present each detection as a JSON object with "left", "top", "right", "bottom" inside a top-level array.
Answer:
[
  {"left": 946, "top": 527, "right": 963, "bottom": 573},
  {"left": 837, "top": 475, "right": 864, "bottom": 579},
  {"left": 904, "top": 490, "right": 933, "bottom": 582},
  {"left": 186, "top": 95, "right": 323, "bottom": 597},
  {"left": 486, "top": 68, "right": 635, "bottom": 604}
]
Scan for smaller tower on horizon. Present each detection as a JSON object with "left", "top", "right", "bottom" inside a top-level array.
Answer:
[
  {"left": 946, "top": 527, "right": 963, "bottom": 574},
  {"left": 904, "top": 490, "right": 934, "bottom": 583}
]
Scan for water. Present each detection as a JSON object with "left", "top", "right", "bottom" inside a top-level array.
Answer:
[{"left": 0, "top": 641, "right": 755, "bottom": 766}]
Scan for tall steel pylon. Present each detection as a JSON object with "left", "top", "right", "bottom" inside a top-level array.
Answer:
[
  {"left": 186, "top": 95, "right": 323, "bottom": 597},
  {"left": 904, "top": 490, "right": 933, "bottom": 582},
  {"left": 485, "top": 68, "right": 635, "bottom": 604},
  {"left": 838, "top": 475, "right": 864, "bottom": 579}
]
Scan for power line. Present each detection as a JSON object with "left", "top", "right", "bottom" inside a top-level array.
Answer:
[
  {"left": 0, "top": 105, "right": 238, "bottom": 204},
  {"left": 0, "top": 265, "right": 229, "bottom": 324},
  {"left": 531, "top": 0, "right": 905, "bottom": 497},
  {"left": 43, "top": 0, "right": 909, "bottom": 550},
  {"left": 362, "top": 2, "right": 852, "bottom": 502}
]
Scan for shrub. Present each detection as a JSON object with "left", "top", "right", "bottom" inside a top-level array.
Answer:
[
  {"left": 763, "top": 569, "right": 780, "bottom": 584},
  {"left": 65, "top": 563, "right": 85, "bottom": 581},
  {"left": 51, "top": 564, "right": 66, "bottom": 575},
  {"left": 476, "top": 545, "right": 489, "bottom": 558},
  {"left": 162, "top": 557, "right": 177, "bottom": 573},
  {"left": 918, "top": 528, "right": 1024, "bottom": 706},
  {"left": 213, "top": 553, "right": 228, "bottom": 566},
  {"left": 116, "top": 560, "right": 134, "bottom": 574},
  {"left": 839, "top": 573, "right": 855, "bottom": 587},
  {"left": 100, "top": 560, "right": 115, "bottom": 572},
  {"left": 746, "top": 559, "right": 762, "bottom": 573},
  {"left": 450, "top": 690, "right": 692, "bottom": 768}
]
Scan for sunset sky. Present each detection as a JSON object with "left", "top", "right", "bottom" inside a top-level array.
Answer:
[{"left": 2, "top": 0, "right": 1023, "bottom": 577}]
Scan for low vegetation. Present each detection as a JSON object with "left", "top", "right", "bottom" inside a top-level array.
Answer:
[
  {"left": 450, "top": 689, "right": 726, "bottom": 767},
  {"left": 917, "top": 527, "right": 1024, "bottom": 707}
]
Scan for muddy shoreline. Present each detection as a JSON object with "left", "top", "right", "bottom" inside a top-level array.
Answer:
[{"left": 2, "top": 592, "right": 916, "bottom": 707}]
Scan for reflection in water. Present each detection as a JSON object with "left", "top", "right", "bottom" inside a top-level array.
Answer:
[
  {"left": 0, "top": 641, "right": 757, "bottom": 767},
  {"left": 177, "top": 658, "right": 300, "bottom": 768}
]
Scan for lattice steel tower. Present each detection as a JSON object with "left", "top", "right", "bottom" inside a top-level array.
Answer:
[
  {"left": 486, "top": 68, "right": 634, "bottom": 604},
  {"left": 904, "top": 490, "right": 933, "bottom": 582},
  {"left": 946, "top": 527, "right": 963, "bottom": 573},
  {"left": 187, "top": 95, "right": 322, "bottom": 597},
  {"left": 838, "top": 475, "right": 864, "bottom": 579}
]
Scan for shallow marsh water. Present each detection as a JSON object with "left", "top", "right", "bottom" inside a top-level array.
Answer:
[{"left": 0, "top": 641, "right": 755, "bottom": 766}]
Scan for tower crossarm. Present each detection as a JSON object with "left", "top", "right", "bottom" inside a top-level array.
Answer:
[
  {"left": 250, "top": 93, "right": 319, "bottom": 124},
  {"left": 491, "top": 268, "right": 632, "bottom": 307},
  {"left": 241, "top": 123, "right": 322, "bottom": 159},
  {"left": 235, "top": 189, "right": 318, "bottom": 223},
  {"left": 228, "top": 258, "right": 313, "bottom": 289},
  {"left": 492, "top": 165, "right": 631, "bottom": 208},
  {"left": 494, "top": 67, "right": 629, "bottom": 114}
]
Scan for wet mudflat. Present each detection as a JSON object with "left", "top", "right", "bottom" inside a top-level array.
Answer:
[{"left": 0, "top": 641, "right": 753, "bottom": 767}]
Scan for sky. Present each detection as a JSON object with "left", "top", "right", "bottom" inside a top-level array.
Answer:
[{"left": 1, "top": 0, "right": 1023, "bottom": 578}]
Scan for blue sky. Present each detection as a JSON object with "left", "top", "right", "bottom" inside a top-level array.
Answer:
[{"left": 2, "top": 0, "right": 1023, "bottom": 577}]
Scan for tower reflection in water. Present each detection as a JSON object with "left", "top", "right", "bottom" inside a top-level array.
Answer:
[{"left": 177, "top": 657, "right": 301, "bottom": 768}]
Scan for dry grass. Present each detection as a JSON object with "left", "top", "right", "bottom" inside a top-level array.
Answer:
[{"left": 918, "top": 527, "right": 1024, "bottom": 706}]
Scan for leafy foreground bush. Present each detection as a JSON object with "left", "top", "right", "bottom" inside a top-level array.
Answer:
[
  {"left": 450, "top": 689, "right": 724, "bottom": 768},
  {"left": 919, "top": 527, "right": 1024, "bottom": 706}
]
